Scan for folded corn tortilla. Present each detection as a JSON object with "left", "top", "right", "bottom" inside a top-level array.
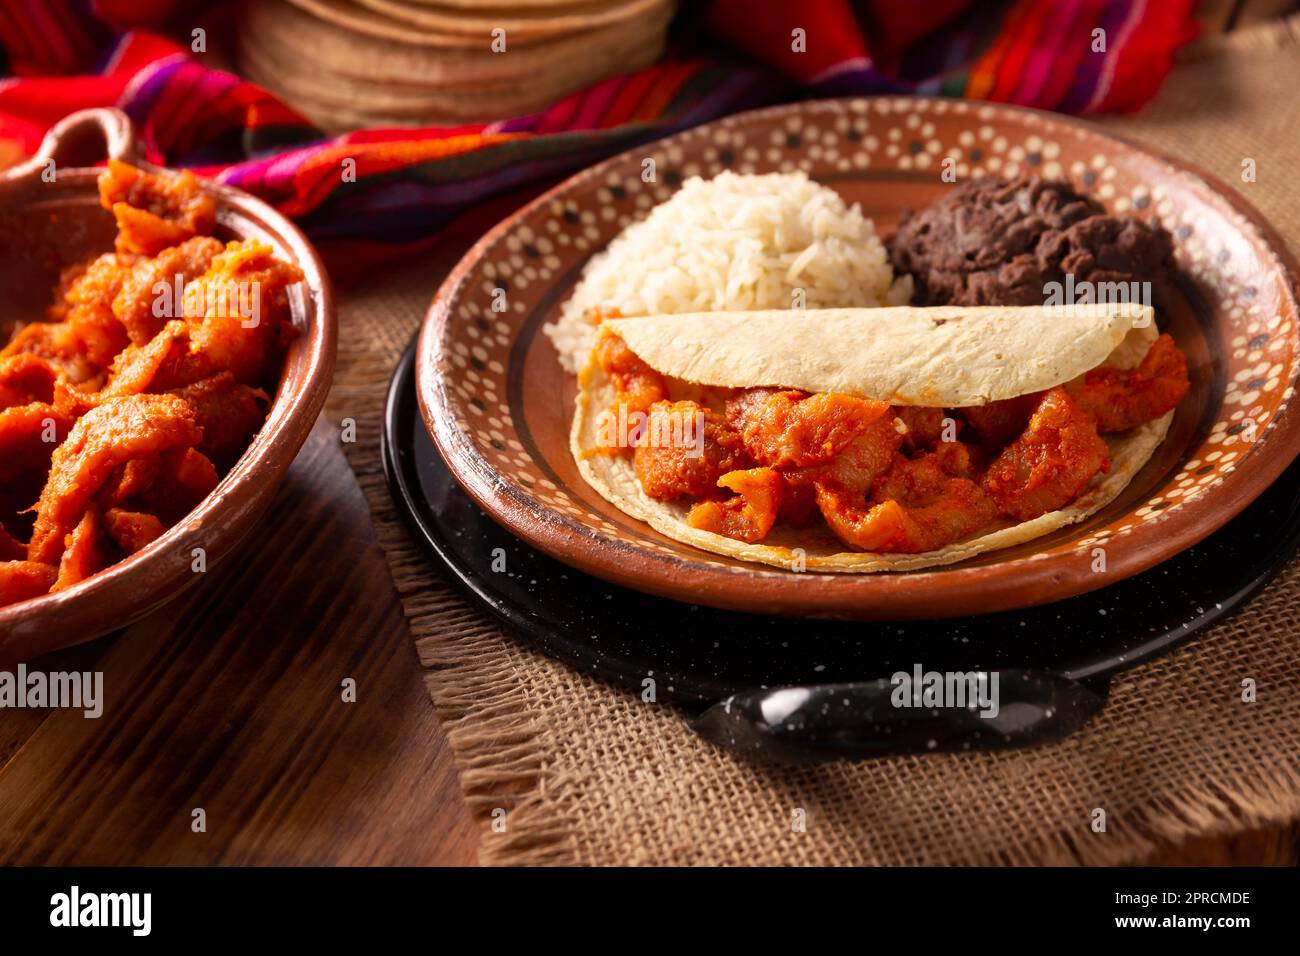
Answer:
[{"left": 571, "top": 303, "right": 1172, "bottom": 572}]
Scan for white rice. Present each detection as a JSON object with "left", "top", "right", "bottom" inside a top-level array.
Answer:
[{"left": 545, "top": 170, "right": 912, "bottom": 373}]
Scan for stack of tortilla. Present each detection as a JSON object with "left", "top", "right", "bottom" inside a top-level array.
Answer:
[{"left": 236, "top": 0, "right": 677, "bottom": 132}]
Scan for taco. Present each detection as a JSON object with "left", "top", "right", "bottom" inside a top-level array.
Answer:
[{"left": 570, "top": 302, "right": 1189, "bottom": 572}]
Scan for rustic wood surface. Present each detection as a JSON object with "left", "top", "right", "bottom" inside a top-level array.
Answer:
[
  {"left": 0, "top": 380, "right": 1293, "bottom": 867},
  {"left": 0, "top": 420, "right": 478, "bottom": 865}
]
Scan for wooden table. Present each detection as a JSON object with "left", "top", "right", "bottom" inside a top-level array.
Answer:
[
  {"left": 0, "top": 421, "right": 478, "bottom": 865},
  {"left": 0, "top": 301, "right": 1292, "bottom": 868}
]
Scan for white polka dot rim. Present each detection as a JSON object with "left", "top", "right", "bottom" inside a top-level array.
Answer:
[{"left": 414, "top": 98, "right": 1300, "bottom": 620}]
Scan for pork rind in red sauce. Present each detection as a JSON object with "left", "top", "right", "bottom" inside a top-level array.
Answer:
[{"left": 0, "top": 162, "right": 302, "bottom": 609}]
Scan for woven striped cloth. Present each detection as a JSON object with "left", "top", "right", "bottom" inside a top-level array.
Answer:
[{"left": 0, "top": 0, "right": 1198, "bottom": 266}]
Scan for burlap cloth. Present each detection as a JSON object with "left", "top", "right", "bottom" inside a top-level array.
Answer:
[{"left": 327, "top": 19, "right": 1300, "bottom": 865}]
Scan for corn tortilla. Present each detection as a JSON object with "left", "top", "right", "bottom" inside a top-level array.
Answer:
[
  {"left": 572, "top": 305, "right": 1170, "bottom": 573},
  {"left": 603, "top": 303, "right": 1153, "bottom": 407}
]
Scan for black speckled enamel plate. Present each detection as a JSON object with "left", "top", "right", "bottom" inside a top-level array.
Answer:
[{"left": 386, "top": 335, "right": 1300, "bottom": 748}]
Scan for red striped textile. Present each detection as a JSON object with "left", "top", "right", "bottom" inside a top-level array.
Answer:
[{"left": 0, "top": 0, "right": 1198, "bottom": 266}]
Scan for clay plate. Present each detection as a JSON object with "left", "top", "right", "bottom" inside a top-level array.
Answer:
[
  {"left": 0, "top": 109, "right": 336, "bottom": 660},
  {"left": 417, "top": 97, "right": 1300, "bottom": 620}
]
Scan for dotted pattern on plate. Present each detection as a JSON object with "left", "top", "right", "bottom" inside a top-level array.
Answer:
[{"left": 436, "top": 98, "right": 1299, "bottom": 573}]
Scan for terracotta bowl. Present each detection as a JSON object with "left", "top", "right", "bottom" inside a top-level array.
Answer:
[
  {"left": 417, "top": 97, "right": 1300, "bottom": 620},
  {"left": 0, "top": 108, "right": 336, "bottom": 660}
]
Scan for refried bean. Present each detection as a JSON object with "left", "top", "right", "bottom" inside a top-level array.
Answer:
[{"left": 887, "top": 175, "right": 1176, "bottom": 308}]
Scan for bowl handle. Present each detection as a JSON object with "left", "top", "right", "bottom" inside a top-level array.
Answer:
[
  {"left": 34, "top": 107, "right": 141, "bottom": 169},
  {"left": 1, "top": 107, "right": 142, "bottom": 185}
]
